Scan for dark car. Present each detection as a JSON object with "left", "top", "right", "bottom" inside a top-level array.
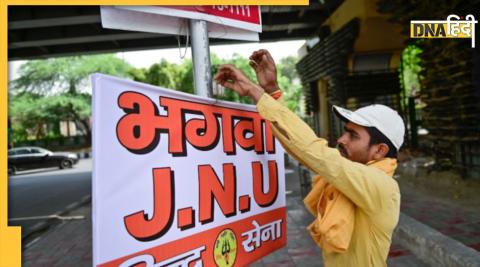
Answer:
[{"left": 8, "top": 146, "right": 79, "bottom": 175}]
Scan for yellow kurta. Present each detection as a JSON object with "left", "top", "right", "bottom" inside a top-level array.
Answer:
[{"left": 256, "top": 93, "right": 401, "bottom": 267}]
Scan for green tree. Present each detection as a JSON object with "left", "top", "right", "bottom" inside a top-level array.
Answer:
[
  {"left": 400, "top": 44, "right": 423, "bottom": 95},
  {"left": 132, "top": 59, "right": 195, "bottom": 94},
  {"left": 9, "top": 92, "right": 91, "bottom": 144},
  {"left": 176, "top": 60, "right": 195, "bottom": 94},
  {"left": 43, "top": 93, "right": 92, "bottom": 143},
  {"left": 276, "top": 56, "right": 302, "bottom": 114},
  {"left": 11, "top": 54, "right": 133, "bottom": 95},
  {"left": 9, "top": 92, "right": 45, "bottom": 142},
  {"left": 400, "top": 44, "right": 423, "bottom": 110},
  {"left": 10, "top": 54, "right": 130, "bottom": 145},
  {"left": 131, "top": 53, "right": 303, "bottom": 113},
  {"left": 278, "top": 56, "right": 299, "bottom": 82}
]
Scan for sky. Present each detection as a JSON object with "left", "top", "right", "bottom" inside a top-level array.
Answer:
[{"left": 8, "top": 40, "right": 305, "bottom": 81}]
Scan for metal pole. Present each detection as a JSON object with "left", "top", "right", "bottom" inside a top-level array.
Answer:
[{"left": 189, "top": 19, "right": 213, "bottom": 98}]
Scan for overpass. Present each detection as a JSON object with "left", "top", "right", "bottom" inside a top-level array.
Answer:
[{"left": 8, "top": 2, "right": 342, "bottom": 60}]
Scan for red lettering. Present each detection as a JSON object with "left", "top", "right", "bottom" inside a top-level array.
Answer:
[
  {"left": 116, "top": 92, "right": 160, "bottom": 154},
  {"left": 184, "top": 108, "right": 220, "bottom": 150},
  {"left": 124, "top": 168, "right": 175, "bottom": 241},
  {"left": 157, "top": 98, "right": 185, "bottom": 155},
  {"left": 252, "top": 161, "right": 279, "bottom": 207},
  {"left": 265, "top": 121, "right": 276, "bottom": 154},
  {"left": 117, "top": 92, "right": 273, "bottom": 156},
  {"left": 177, "top": 207, "right": 195, "bottom": 230},
  {"left": 116, "top": 92, "right": 184, "bottom": 155},
  {"left": 234, "top": 118, "right": 264, "bottom": 153},
  {"left": 198, "top": 164, "right": 237, "bottom": 224}
]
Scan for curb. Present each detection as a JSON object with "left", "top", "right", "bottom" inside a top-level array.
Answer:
[
  {"left": 23, "top": 195, "right": 92, "bottom": 245},
  {"left": 394, "top": 213, "right": 480, "bottom": 267}
]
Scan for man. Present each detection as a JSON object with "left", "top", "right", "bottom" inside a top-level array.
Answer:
[{"left": 214, "top": 50, "right": 405, "bottom": 267}]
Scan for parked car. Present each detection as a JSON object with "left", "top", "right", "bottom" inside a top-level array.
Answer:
[{"left": 8, "top": 146, "right": 79, "bottom": 175}]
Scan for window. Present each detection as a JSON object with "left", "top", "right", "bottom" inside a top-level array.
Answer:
[
  {"left": 15, "top": 149, "right": 31, "bottom": 155},
  {"left": 30, "top": 148, "right": 42, "bottom": 153}
]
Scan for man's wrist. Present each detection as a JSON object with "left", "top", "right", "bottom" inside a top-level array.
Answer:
[
  {"left": 265, "top": 84, "right": 280, "bottom": 94},
  {"left": 270, "top": 90, "right": 282, "bottom": 100},
  {"left": 248, "top": 84, "right": 265, "bottom": 103}
]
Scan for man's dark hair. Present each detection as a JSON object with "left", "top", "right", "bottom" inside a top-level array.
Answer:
[{"left": 366, "top": 127, "right": 397, "bottom": 158}]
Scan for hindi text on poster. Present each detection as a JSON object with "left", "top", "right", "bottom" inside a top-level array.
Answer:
[{"left": 92, "top": 74, "right": 285, "bottom": 266}]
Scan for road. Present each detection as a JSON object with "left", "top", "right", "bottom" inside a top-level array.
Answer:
[
  {"left": 8, "top": 158, "right": 92, "bottom": 239},
  {"left": 6, "top": 159, "right": 296, "bottom": 241}
]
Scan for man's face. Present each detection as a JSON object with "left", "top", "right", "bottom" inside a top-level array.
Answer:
[{"left": 336, "top": 122, "right": 375, "bottom": 164}]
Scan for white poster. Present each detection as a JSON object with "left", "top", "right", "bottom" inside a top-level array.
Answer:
[
  {"left": 92, "top": 74, "right": 285, "bottom": 267},
  {"left": 101, "top": 5, "right": 262, "bottom": 41}
]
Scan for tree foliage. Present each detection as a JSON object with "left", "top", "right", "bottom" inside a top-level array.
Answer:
[
  {"left": 10, "top": 54, "right": 132, "bottom": 144},
  {"left": 9, "top": 92, "right": 91, "bottom": 143},
  {"left": 400, "top": 44, "right": 423, "bottom": 96},
  {"left": 277, "top": 56, "right": 302, "bottom": 113},
  {"left": 399, "top": 43, "right": 423, "bottom": 112},
  {"left": 10, "top": 52, "right": 304, "bottom": 145},
  {"left": 11, "top": 54, "right": 133, "bottom": 95},
  {"left": 131, "top": 59, "right": 195, "bottom": 95},
  {"left": 133, "top": 53, "right": 303, "bottom": 113}
]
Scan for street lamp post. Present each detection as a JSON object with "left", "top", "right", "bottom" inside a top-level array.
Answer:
[{"left": 189, "top": 19, "right": 213, "bottom": 98}]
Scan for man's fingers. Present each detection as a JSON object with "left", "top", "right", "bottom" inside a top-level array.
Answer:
[
  {"left": 217, "top": 64, "right": 233, "bottom": 72},
  {"left": 215, "top": 65, "right": 244, "bottom": 84},
  {"left": 262, "top": 50, "right": 275, "bottom": 63},
  {"left": 217, "top": 64, "right": 241, "bottom": 75},
  {"left": 249, "top": 60, "right": 259, "bottom": 72},
  {"left": 249, "top": 50, "right": 260, "bottom": 60},
  {"left": 261, "top": 54, "right": 269, "bottom": 65},
  {"left": 249, "top": 50, "right": 275, "bottom": 67},
  {"left": 215, "top": 75, "right": 235, "bottom": 88},
  {"left": 214, "top": 70, "right": 233, "bottom": 84},
  {"left": 249, "top": 50, "right": 263, "bottom": 63},
  {"left": 220, "top": 80, "right": 235, "bottom": 89},
  {"left": 213, "top": 71, "right": 223, "bottom": 80},
  {"left": 218, "top": 79, "right": 247, "bottom": 96},
  {"left": 253, "top": 49, "right": 274, "bottom": 65},
  {"left": 215, "top": 65, "right": 236, "bottom": 80},
  {"left": 213, "top": 72, "right": 228, "bottom": 83}
]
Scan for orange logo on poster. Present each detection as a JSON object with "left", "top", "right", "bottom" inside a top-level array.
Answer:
[{"left": 214, "top": 229, "right": 237, "bottom": 267}]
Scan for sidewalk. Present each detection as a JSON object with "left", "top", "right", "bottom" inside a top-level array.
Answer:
[
  {"left": 23, "top": 205, "right": 92, "bottom": 266},
  {"left": 23, "top": 163, "right": 430, "bottom": 267},
  {"left": 249, "top": 164, "right": 428, "bottom": 267},
  {"left": 22, "top": 197, "right": 428, "bottom": 267},
  {"left": 250, "top": 195, "right": 428, "bottom": 267},
  {"left": 399, "top": 182, "right": 480, "bottom": 252}
]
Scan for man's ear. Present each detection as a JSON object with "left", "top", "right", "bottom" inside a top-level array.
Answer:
[{"left": 372, "top": 143, "right": 390, "bottom": 160}]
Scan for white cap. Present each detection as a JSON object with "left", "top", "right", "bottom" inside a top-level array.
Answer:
[{"left": 332, "top": 104, "right": 405, "bottom": 150}]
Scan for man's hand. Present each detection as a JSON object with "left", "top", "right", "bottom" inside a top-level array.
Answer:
[
  {"left": 214, "top": 64, "right": 264, "bottom": 103},
  {"left": 249, "top": 49, "right": 280, "bottom": 94}
]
